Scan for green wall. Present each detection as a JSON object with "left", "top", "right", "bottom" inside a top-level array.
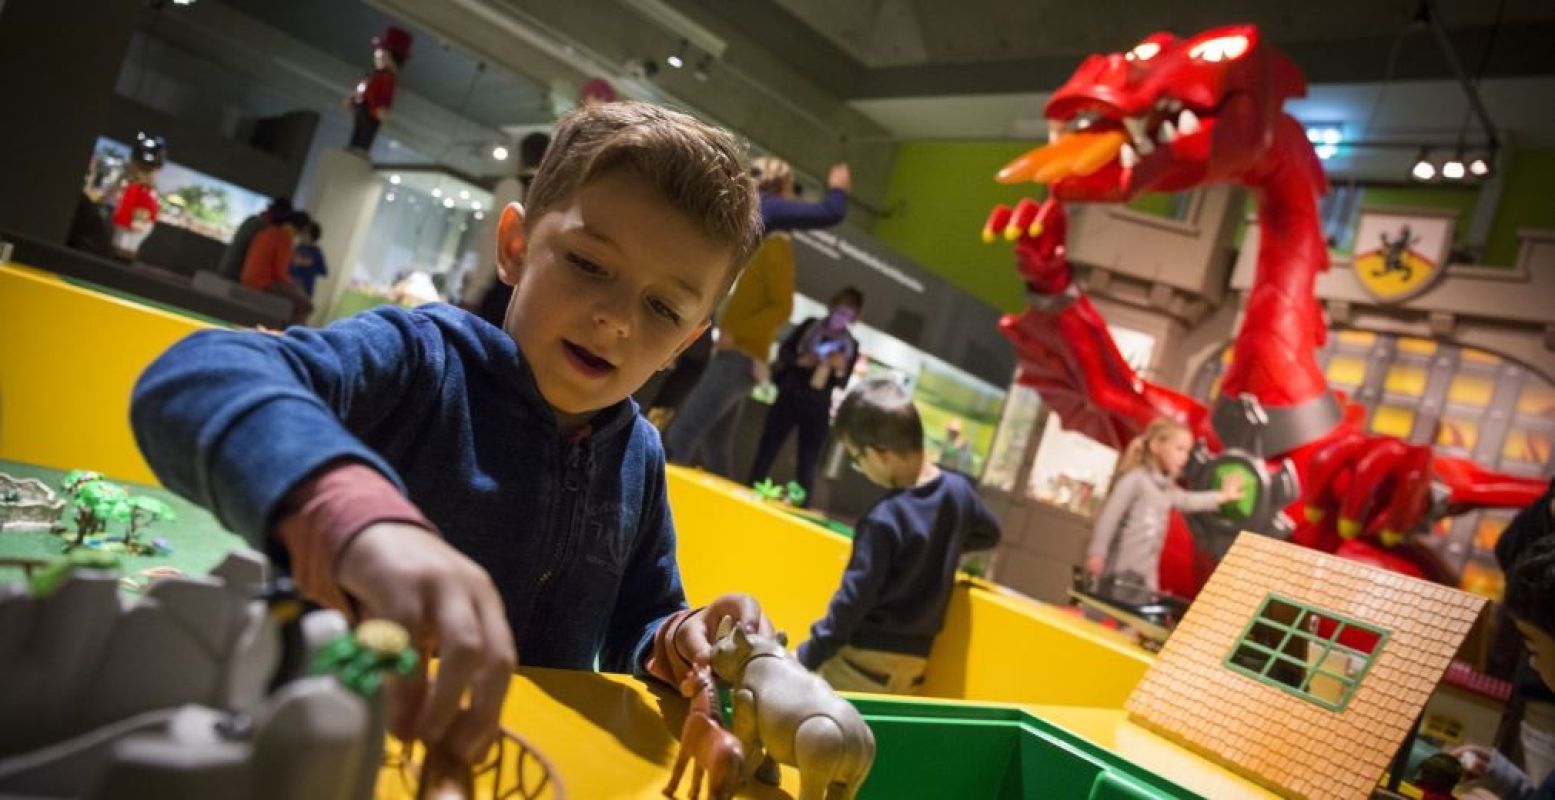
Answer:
[
  {"left": 1485, "top": 147, "right": 1555, "bottom": 268},
  {"left": 1358, "top": 185, "right": 1481, "bottom": 251},
  {"left": 875, "top": 143, "right": 1555, "bottom": 306},
  {"left": 872, "top": 141, "right": 1045, "bottom": 313}
]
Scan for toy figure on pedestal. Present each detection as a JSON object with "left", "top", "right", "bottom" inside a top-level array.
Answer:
[
  {"left": 109, "top": 131, "right": 164, "bottom": 259},
  {"left": 346, "top": 26, "right": 412, "bottom": 154}
]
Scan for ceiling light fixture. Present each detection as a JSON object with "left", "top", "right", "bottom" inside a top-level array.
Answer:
[
  {"left": 666, "top": 39, "right": 686, "bottom": 69},
  {"left": 1441, "top": 151, "right": 1466, "bottom": 180},
  {"left": 1305, "top": 124, "right": 1344, "bottom": 161},
  {"left": 1410, "top": 149, "right": 1437, "bottom": 181},
  {"left": 492, "top": 145, "right": 510, "bottom": 161},
  {"left": 1468, "top": 154, "right": 1491, "bottom": 177}
]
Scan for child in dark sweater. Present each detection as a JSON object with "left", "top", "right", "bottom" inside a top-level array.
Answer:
[{"left": 797, "top": 378, "right": 1001, "bottom": 693}]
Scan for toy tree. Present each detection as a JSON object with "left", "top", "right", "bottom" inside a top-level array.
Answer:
[
  {"left": 312, "top": 619, "right": 418, "bottom": 697},
  {"left": 122, "top": 496, "right": 174, "bottom": 555},
  {"left": 59, "top": 471, "right": 128, "bottom": 548},
  {"left": 753, "top": 478, "right": 785, "bottom": 502}
]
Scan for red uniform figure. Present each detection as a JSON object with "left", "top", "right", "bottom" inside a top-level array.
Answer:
[
  {"left": 347, "top": 26, "right": 412, "bottom": 153},
  {"left": 110, "top": 132, "right": 165, "bottom": 260}
]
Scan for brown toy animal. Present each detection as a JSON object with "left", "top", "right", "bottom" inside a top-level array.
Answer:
[
  {"left": 664, "top": 664, "right": 746, "bottom": 800},
  {"left": 709, "top": 618, "right": 875, "bottom": 800}
]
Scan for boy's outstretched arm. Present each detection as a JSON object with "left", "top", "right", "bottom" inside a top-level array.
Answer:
[
  {"left": 604, "top": 460, "right": 772, "bottom": 685},
  {"left": 131, "top": 310, "right": 515, "bottom": 764}
]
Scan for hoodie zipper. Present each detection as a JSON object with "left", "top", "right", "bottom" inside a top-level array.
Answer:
[{"left": 536, "top": 436, "right": 589, "bottom": 588}]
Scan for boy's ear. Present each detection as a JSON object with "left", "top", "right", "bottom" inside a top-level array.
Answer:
[
  {"left": 661, "top": 319, "right": 712, "bottom": 371},
  {"left": 495, "top": 202, "right": 528, "bottom": 286}
]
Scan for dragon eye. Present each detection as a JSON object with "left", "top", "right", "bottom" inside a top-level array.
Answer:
[
  {"left": 1125, "top": 41, "right": 1161, "bottom": 62},
  {"left": 1188, "top": 35, "right": 1249, "bottom": 63}
]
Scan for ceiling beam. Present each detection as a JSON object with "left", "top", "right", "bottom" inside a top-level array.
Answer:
[
  {"left": 369, "top": 0, "right": 897, "bottom": 224},
  {"left": 851, "top": 21, "right": 1555, "bottom": 99}
]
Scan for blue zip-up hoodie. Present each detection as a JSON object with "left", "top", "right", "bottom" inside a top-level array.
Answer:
[{"left": 130, "top": 303, "right": 686, "bottom": 674}]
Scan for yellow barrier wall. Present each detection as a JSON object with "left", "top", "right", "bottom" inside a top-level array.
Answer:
[
  {"left": 668, "top": 467, "right": 1152, "bottom": 708},
  {"left": 3, "top": 263, "right": 1151, "bottom": 708},
  {"left": 0, "top": 265, "right": 210, "bottom": 484}
]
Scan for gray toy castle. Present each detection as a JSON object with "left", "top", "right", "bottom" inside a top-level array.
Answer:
[{"left": 0, "top": 550, "right": 386, "bottom": 799}]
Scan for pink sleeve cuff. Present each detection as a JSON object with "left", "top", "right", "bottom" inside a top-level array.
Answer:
[{"left": 273, "top": 461, "right": 436, "bottom": 614}]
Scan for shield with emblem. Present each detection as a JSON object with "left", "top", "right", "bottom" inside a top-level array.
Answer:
[{"left": 1351, "top": 208, "right": 1456, "bottom": 303}]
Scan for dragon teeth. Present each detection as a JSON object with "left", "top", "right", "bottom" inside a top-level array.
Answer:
[
  {"left": 1122, "top": 116, "right": 1154, "bottom": 154},
  {"left": 1177, "top": 108, "right": 1201, "bottom": 135},
  {"left": 1119, "top": 143, "right": 1139, "bottom": 169},
  {"left": 1158, "top": 120, "right": 1177, "bottom": 143}
]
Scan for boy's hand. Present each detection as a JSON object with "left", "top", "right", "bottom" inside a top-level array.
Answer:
[
  {"left": 1084, "top": 554, "right": 1106, "bottom": 578},
  {"left": 336, "top": 522, "right": 517, "bottom": 765},
  {"left": 674, "top": 593, "right": 775, "bottom": 668}
]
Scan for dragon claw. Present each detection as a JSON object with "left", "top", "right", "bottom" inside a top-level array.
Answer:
[
  {"left": 1379, "top": 528, "right": 1404, "bottom": 548},
  {"left": 1337, "top": 519, "right": 1361, "bottom": 540},
  {"left": 1303, "top": 505, "right": 1324, "bottom": 524}
]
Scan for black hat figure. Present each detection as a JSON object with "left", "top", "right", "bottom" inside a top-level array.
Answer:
[
  {"left": 110, "top": 132, "right": 167, "bottom": 259},
  {"left": 346, "top": 26, "right": 413, "bottom": 154}
]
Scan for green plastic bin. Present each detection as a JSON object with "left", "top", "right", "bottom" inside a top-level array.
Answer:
[{"left": 850, "top": 697, "right": 1201, "bottom": 799}]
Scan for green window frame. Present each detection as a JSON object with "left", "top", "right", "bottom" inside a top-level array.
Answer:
[{"left": 1223, "top": 593, "right": 1390, "bottom": 712}]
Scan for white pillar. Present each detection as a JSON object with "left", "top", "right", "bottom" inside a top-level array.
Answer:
[{"left": 304, "top": 148, "right": 381, "bottom": 326}]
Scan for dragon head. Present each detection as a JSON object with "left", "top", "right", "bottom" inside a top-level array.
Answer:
[{"left": 998, "top": 25, "right": 1321, "bottom": 201}]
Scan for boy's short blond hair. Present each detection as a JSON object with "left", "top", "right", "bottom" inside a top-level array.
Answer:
[{"left": 524, "top": 101, "right": 762, "bottom": 297}]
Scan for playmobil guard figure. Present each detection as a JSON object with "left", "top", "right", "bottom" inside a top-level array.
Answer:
[
  {"left": 664, "top": 664, "right": 746, "bottom": 800},
  {"left": 346, "top": 26, "right": 412, "bottom": 153},
  {"left": 109, "top": 132, "right": 165, "bottom": 259},
  {"left": 708, "top": 617, "right": 875, "bottom": 800}
]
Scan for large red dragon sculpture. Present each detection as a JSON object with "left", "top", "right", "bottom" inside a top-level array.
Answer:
[{"left": 985, "top": 25, "right": 1545, "bottom": 593}]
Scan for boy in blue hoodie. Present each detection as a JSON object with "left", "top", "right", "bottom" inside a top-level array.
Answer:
[{"left": 131, "top": 102, "right": 772, "bottom": 766}]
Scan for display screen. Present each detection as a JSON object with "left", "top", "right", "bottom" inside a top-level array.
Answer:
[{"left": 88, "top": 137, "right": 270, "bottom": 243}]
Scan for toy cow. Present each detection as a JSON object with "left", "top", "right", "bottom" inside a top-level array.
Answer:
[
  {"left": 664, "top": 664, "right": 745, "bottom": 800},
  {"left": 708, "top": 617, "right": 875, "bottom": 800}
]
